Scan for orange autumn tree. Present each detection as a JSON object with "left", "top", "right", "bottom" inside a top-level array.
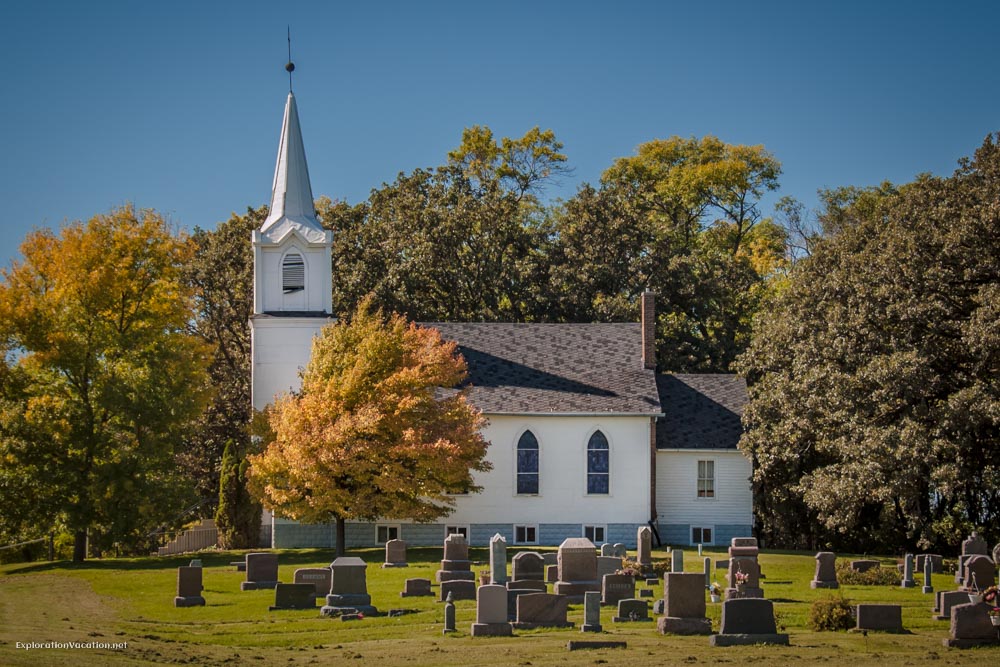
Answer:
[{"left": 247, "top": 300, "right": 491, "bottom": 555}]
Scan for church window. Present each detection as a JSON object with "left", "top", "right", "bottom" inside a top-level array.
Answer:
[
  {"left": 586, "top": 430, "right": 609, "bottom": 494},
  {"left": 516, "top": 430, "right": 539, "bottom": 495},
  {"left": 514, "top": 525, "right": 537, "bottom": 544},
  {"left": 583, "top": 525, "right": 606, "bottom": 543},
  {"left": 445, "top": 525, "right": 468, "bottom": 539},
  {"left": 282, "top": 252, "right": 305, "bottom": 293},
  {"left": 376, "top": 524, "right": 400, "bottom": 543},
  {"left": 697, "top": 460, "right": 715, "bottom": 498},
  {"left": 691, "top": 526, "right": 713, "bottom": 545}
]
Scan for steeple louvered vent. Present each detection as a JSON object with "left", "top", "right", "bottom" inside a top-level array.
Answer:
[{"left": 282, "top": 252, "right": 305, "bottom": 293}]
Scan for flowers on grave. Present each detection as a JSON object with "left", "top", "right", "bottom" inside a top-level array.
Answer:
[
  {"left": 734, "top": 569, "right": 749, "bottom": 586},
  {"left": 983, "top": 585, "right": 998, "bottom": 605},
  {"left": 617, "top": 557, "right": 642, "bottom": 577},
  {"left": 708, "top": 582, "right": 723, "bottom": 596}
]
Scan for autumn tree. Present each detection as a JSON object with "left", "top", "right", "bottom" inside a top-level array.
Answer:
[
  {"left": 0, "top": 206, "right": 212, "bottom": 561},
  {"left": 247, "top": 300, "right": 491, "bottom": 556},
  {"left": 738, "top": 135, "right": 1000, "bottom": 552}
]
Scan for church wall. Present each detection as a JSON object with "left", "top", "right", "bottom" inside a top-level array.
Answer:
[
  {"left": 250, "top": 316, "right": 329, "bottom": 410},
  {"left": 655, "top": 449, "right": 753, "bottom": 546}
]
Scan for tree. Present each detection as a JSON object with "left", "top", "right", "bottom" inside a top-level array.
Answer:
[
  {"left": 181, "top": 207, "right": 264, "bottom": 532},
  {"left": 215, "top": 439, "right": 261, "bottom": 549},
  {"left": 247, "top": 300, "right": 491, "bottom": 556},
  {"left": 738, "top": 135, "right": 1000, "bottom": 552},
  {"left": 0, "top": 206, "right": 212, "bottom": 561}
]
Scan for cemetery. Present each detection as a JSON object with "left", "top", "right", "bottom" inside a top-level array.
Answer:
[{"left": 2, "top": 534, "right": 999, "bottom": 666}]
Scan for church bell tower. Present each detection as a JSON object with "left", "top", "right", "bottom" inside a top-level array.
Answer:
[{"left": 249, "top": 71, "right": 333, "bottom": 410}]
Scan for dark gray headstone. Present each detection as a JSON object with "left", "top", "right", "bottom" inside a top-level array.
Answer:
[
  {"left": 943, "top": 602, "right": 1000, "bottom": 647},
  {"left": 511, "top": 551, "right": 545, "bottom": 581},
  {"left": 174, "top": 566, "right": 205, "bottom": 607},
  {"left": 440, "top": 579, "right": 475, "bottom": 602},
  {"left": 613, "top": 598, "right": 651, "bottom": 622},
  {"left": 241, "top": 552, "right": 280, "bottom": 590},
  {"left": 856, "top": 604, "right": 903, "bottom": 632},
  {"left": 850, "top": 559, "right": 880, "bottom": 573},
  {"left": 269, "top": 583, "right": 317, "bottom": 610},
  {"left": 582, "top": 591, "right": 602, "bottom": 632},
  {"left": 513, "top": 592, "right": 572, "bottom": 628},
  {"left": 294, "top": 568, "right": 332, "bottom": 596},
  {"left": 963, "top": 554, "right": 996, "bottom": 590},
  {"left": 400, "top": 578, "right": 432, "bottom": 597},
  {"left": 664, "top": 572, "right": 706, "bottom": 619},
  {"left": 601, "top": 573, "right": 635, "bottom": 606},
  {"left": 719, "top": 598, "right": 777, "bottom": 634}
]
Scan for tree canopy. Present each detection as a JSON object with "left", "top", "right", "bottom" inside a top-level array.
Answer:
[
  {"left": 738, "top": 135, "right": 1000, "bottom": 552},
  {"left": 247, "top": 300, "right": 491, "bottom": 555},
  {"left": 0, "top": 206, "right": 212, "bottom": 560}
]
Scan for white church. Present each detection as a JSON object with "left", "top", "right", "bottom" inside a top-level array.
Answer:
[{"left": 251, "top": 88, "right": 753, "bottom": 550}]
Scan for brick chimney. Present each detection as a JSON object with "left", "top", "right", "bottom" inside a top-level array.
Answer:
[{"left": 641, "top": 290, "right": 656, "bottom": 370}]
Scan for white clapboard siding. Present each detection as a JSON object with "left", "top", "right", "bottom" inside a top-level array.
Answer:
[
  {"left": 655, "top": 449, "right": 752, "bottom": 526},
  {"left": 443, "top": 414, "right": 652, "bottom": 526}
]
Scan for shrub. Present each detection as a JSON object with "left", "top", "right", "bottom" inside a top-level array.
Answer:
[
  {"left": 836, "top": 560, "right": 900, "bottom": 586},
  {"left": 808, "top": 596, "right": 855, "bottom": 631}
]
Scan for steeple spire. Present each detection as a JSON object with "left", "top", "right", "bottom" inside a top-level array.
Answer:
[{"left": 258, "top": 89, "right": 326, "bottom": 243}]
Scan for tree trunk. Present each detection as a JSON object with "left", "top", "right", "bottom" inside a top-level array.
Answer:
[
  {"left": 73, "top": 529, "right": 87, "bottom": 563},
  {"left": 335, "top": 516, "right": 346, "bottom": 557}
]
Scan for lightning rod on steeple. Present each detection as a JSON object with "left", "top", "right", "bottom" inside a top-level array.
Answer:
[{"left": 286, "top": 26, "right": 295, "bottom": 93}]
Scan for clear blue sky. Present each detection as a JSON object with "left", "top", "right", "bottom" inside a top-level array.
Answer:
[{"left": 2, "top": 1, "right": 998, "bottom": 267}]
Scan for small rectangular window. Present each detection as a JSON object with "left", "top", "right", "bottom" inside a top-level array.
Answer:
[
  {"left": 583, "top": 525, "right": 606, "bottom": 544},
  {"left": 697, "top": 460, "right": 715, "bottom": 498},
  {"left": 445, "top": 525, "right": 468, "bottom": 539},
  {"left": 376, "top": 525, "right": 399, "bottom": 543},
  {"left": 691, "top": 527, "right": 713, "bottom": 545},
  {"left": 514, "top": 525, "right": 537, "bottom": 544}
]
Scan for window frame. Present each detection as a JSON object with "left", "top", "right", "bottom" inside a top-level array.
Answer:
[
  {"left": 281, "top": 249, "right": 306, "bottom": 294},
  {"left": 585, "top": 429, "right": 610, "bottom": 495},
  {"left": 582, "top": 524, "right": 607, "bottom": 544},
  {"left": 515, "top": 429, "right": 540, "bottom": 496},
  {"left": 445, "top": 525, "right": 469, "bottom": 540},
  {"left": 691, "top": 526, "right": 714, "bottom": 546},
  {"left": 513, "top": 524, "right": 538, "bottom": 545},
  {"left": 696, "top": 459, "right": 716, "bottom": 499},
  {"left": 375, "top": 523, "right": 400, "bottom": 544}
]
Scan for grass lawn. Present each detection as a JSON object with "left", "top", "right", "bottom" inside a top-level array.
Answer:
[{"left": 1, "top": 546, "right": 997, "bottom": 666}]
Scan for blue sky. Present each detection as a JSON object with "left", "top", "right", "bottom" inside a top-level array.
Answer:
[{"left": 1, "top": 1, "right": 998, "bottom": 267}]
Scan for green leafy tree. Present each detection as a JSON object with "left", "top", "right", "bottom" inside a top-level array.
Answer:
[
  {"left": 247, "top": 300, "right": 491, "bottom": 556},
  {"left": 215, "top": 439, "right": 261, "bottom": 549},
  {"left": 0, "top": 206, "right": 212, "bottom": 561},
  {"left": 739, "top": 135, "right": 1000, "bottom": 551}
]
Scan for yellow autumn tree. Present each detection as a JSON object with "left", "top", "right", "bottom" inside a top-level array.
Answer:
[
  {"left": 0, "top": 206, "right": 212, "bottom": 561},
  {"left": 247, "top": 300, "right": 491, "bottom": 555}
]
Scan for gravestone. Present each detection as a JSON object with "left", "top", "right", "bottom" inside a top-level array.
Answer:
[
  {"left": 943, "top": 602, "right": 1000, "bottom": 648},
  {"left": 637, "top": 526, "right": 652, "bottom": 572},
  {"left": 507, "top": 588, "right": 537, "bottom": 621},
  {"left": 294, "top": 568, "right": 332, "bottom": 597},
  {"left": 471, "top": 584, "right": 513, "bottom": 636},
  {"left": 916, "top": 554, "right": 943, "bottom": 573},
  {"left": 582, "top": 591, "right": 602, "bottom": 632},
  {"left": 512, "top": 592, "right": 572, "bottom": 629},
  {"left": 489, "top": 534, "right": 508, "bottom": 585},
  {"left": 241, "top": 553, "right": 280, "bottom": 590},
  {"left": 726, "top": 557, "right": 763, "bottom": 599},
  {"left": 962, "top": 554, "right": 996, "bottom": 590},
  {"left": 597, "top": 556, "right": 621, "bottom": 579},
  {"left": 657, "top": 572, "right": 711, "bottom": 635},
  {"left": 511, "top": 551, "right": 544, "bottom": 582},
  {"left": 955, "top": 555, "right": 970, "bottom": 585},
  {"left": 505, "top": 579, "right": 545, "bottom": 592},
  {"left": 269, "top": 583, "right": 317, "bottom": 611},
  {"left": 436, "top": 533, "right": 474, "bottom": 582},
  {"left": 600, "top": 543, "right": 615, "bottom": 557},
  {"left": 554, "top": 537, "right": 600, "bottom": 602},
  {"left": 322, "top": 557, "right": 377, "bottom": 616},
  {"left": 728, "top": 537, "right": 759, "bottom": 560},
  {"left": 545, "top": 564, "right": 559, "bottom": 583},
  {"left": 855, "top": 604, "right": 903, "bottom": 632},
  {"left": 542, "top": 552, "right": 558, "bottom": 567},
  {"left": 962, "top": 531, "right": 989, "bottom": 556},
  {"left": 383, "top": 539, "right": 408, "bottom": 568},
  {"left": 612, "top": 543, "right": 627, "bottom": 558},
  {"left": 811, "top": 552, "right": 838, "bottom": 589},
  {"left": 901, "top": 554, "right": 915, "bottom": 588},
  {"left": 174, "top": 566, "right": 205, "bottom": 607},
  {"left": 440, "top": 579, "right": 476, "bottom": 602},
  {"left": 716, "top": 559, "right": 729, "bottom": 570},
  {"left": 443, "top": 593, "right": 456, "bottom": 634},
  {"left": 709, "top": 598, "right": 789, "bottom": 646},
  {"left": 704, "top": 557, "right": 712, "bottom": 587},
  {"left": 935, "top": 590, "right": 975, "bottom": 621},
  {"left": 188, "top": 559, "right": 202, "bottom": 568},
  {"left": 400, "top": 578, "right": 432, "bottom": 598},
  {"left": 671, "top": 549, "right": 684, "bottom": 574},
  {"left": 850, "top": 559, "right": 880, "bottom": 573},
  {"left": 601, "top": 573, "right": 635, "bottom": 606},
  {"left": 613, "top": 598, "right": 651, "bottom": 622},
  {"left": 922, "top": 558, "right": 934, "bottom": 594}
]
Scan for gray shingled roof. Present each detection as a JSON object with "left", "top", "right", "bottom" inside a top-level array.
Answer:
[
  {"left": 655, "top": 374, "right": 747, "bottom": 449},
  {"left": 423, "top": 322, "right": 661, "bottom": 415}
]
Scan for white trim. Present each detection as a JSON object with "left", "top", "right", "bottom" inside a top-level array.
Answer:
[
  {"left": 582, "top": 524, "right": 607, "bottom": 544},
  {"left": 696, "top": 458, "right": 716, "bottom": 500},
  {"left": 513, "top": 524, "right": 538, "bottom": 545}
]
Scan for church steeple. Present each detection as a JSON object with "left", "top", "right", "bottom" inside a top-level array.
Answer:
[{"left": 258, "top": 92, "right": 327, "bottom": 244}]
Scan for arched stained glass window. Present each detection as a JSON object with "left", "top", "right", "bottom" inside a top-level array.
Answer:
[
  {"left": 282, "top": 252, "right": 305, "bottom": 293},
  {"left": 587, "top": 430, "right": 609, "bottom": 494},
  {"left": 516, "top": 430, "right": 539, "bottom": 495}
]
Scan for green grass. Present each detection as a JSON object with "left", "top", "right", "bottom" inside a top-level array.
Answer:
[{"left": 1, "top": 546, "right": 996, "bottom": 666}]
